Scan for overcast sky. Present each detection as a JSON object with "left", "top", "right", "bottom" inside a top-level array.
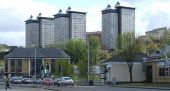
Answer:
[{"left": 0, "top": 0, "right": 170, "bottom": 46}]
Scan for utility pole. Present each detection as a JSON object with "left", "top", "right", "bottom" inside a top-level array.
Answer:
[
  {"left": 34, "top": 48, "right": 36, "bottom": 79},
  {"left": 87, "top": 38, "right": 90, "bottom": 83}
]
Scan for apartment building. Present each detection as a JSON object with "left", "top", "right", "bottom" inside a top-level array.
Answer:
[{"left": 102, "top": 2, "right": 135, "bottom": 50}]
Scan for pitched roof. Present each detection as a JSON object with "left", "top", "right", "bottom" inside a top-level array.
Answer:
[
  {"left": 4, "top": 48, "right": 70, "bottom": 58},
  {"left": 104, "top": 53, "right": 151, "bottom": 63},
  {"left": 150, "top": 46, "right": 170, "bottom": 57}
]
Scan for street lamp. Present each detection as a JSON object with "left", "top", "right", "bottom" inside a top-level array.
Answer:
[
  {"left": 34, "top": 48, "right": 36, "bottom": 79},
  {"left": 87, "top": 38, "right": 90, "bottom": 83}
]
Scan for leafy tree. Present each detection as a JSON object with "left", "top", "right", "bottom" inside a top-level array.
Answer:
[
  {"left": 77, "top": 59, "right": 88, "bottom": 79},
  {"left": 116, "top": 32, "right": 143, "bottom": 82},
  {"left": 89, "top": 36, "right": 101, "bottom": 65},
  {"left": 99, "top": 50, "right": 111, "bottom": 61},
  {"left": 159, "top": 30, "right": 170, "bottom": 47},
  {"left": 64, "top": 39, "right": 88, "bottom": 79},
  {"left": 65, "top": 39, "right": 87, "bottom": 64},
  {"left": 55, "top": 59, "right": 73, "bottom": 77},
  {"left": 146, "top": 38, "right": 158, "bottom": 55},
  {"left": 136, "top": 37, "right": 145, "bottom": 53}
]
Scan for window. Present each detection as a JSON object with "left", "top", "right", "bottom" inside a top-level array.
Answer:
[{"left": 159, "top": 68, "right": 165, "bottom": 76}]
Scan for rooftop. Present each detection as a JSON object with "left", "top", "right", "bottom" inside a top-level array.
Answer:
[{"left": 4, "top": 48, "right": 70, "bottom": 58}]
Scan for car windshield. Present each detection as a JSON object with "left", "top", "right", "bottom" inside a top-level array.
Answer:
[{"left": 64, "top": 78, "right": 71, "bottom": 80}]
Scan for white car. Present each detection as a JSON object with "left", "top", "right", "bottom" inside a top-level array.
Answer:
[
  {"left": 54, "top": 77, "right": 74, "bottom": 86},
  {"left": 61, "top": 77, "right": 74, "bottom": 85}
]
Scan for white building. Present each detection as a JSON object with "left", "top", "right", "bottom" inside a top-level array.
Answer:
[
  {"left": 54, "top": 7, "right": 86, "bottom": 46},
  {"left": 25, "top": 15, "right": 40, "bottom": 48},
  {"left": 102, "top": 4, "right": 118, "bottom": 50},
  {"left": 145, "top": 27, "right": 168, "bottom": 40},
  {"left": 67, "top": 7, "right": 86, "bottom": 41},
  {"left": 103, "top": 53, "right": 150, "bottom": 82},
  {"left": 38, "top": 17, "right": 54, "bottom": 48},
  {"left": 54, "top": 9, "right": 69, "bottom": 46},
  {"left": 26, "top": 7, "right": 86, "bottom": 48},
  {"left": 102, "top": 2, "right": 135, "bottom": 50}
]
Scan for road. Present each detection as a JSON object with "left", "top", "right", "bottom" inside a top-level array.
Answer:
[{"left": 0, "top": 85, "right": 169, "bottom": 91}]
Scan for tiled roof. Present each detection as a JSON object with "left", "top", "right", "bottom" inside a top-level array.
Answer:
[{"left": 4, "top": 48, "right": 70, "bottom": 58}]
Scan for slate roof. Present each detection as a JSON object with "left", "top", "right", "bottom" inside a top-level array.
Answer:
[
  {"left": 150, "top": 46, "right": 170, "bottom": 58},
  {"left": 104, "top": 53, "right": 151, "bottom": 63},
  {"left": 4, "top": 48, "right": 70, "bottom": 58}
]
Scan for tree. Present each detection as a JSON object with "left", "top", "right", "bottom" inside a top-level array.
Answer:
[
  {"left": 65, "top": 39, "right": 87, "bottom": 64},
  {"left": 159, "top": 30, "right": 170, "bottom": 47},
  {"left": 77, "top": 59, "right": 88, "bottom": 79},
  {"left": 55, "top": 59, "right": 73, "bottom": 77},
  {"left": 146, "top": 38, "right": 158, "bottom": 55},
  {"left": 99, "top": 50, "right": 111, "bottom": 62},
  {"left": 116, "top": 32, "right": 143, "bottom": 82},
  {"left": 64, "top": 39, "right": 88, "bottom": 79},
  {"left": 89, "top": 36, "right": 101, "bottom": 65}
]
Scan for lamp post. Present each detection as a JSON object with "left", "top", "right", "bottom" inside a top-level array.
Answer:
[
  {"left": 34, "top": 48, "right": 36, "bottom": 79},
  {"left": 87, "top": 38, "right": 90, "bottom": 83}
]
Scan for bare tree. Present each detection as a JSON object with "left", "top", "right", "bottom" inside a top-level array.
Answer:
[{"left": 117, "top": 32, "right": 143, "bottom": 82}]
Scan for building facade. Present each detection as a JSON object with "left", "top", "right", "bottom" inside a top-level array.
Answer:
[
  {"left": 25, "top": 14, "right": 54, "bottom": 48},
  {"left": 54, "top": 7, "right": 86, "bottom": 46},
  {"left": 102, "top": 2, "right": 135, "bottom": 50},
  {"left": 26, "top": 7, "right": 86, "bottom": 48},
  {"left": 54, "top": 10, "right": 69, "bottom": 46},
  {"left": 4, "top": 48, "right": 70, "bottom": 77},
  {"left": 25, "top": 16, "right": 39, "bottom": 48},
  {"left": 86, "top": 31, "right": 102, "bottom": 43},
  {"left": 103, "top": 53, "right": 150, "bottom": 82},
  {"left": 68, "top": 10, "right": 86, "bottom": 41},
  {"left": 145, "top": 27, "right": 168, "bottom": 40},
  {"left": 38, "top": 17, "right": 54, "bottom": 48}
]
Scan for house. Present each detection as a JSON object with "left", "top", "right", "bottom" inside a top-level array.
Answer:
[
  {"left": 145, "top": 27, "right": 168, "bottom": 40},
  {"left": 146, "top": 47, "right": 170, "bottom": 82},
  {"left": 4, "top": 48, "right": 70, "bottom": 77},
  {"left": 103, "top": 53, "right": 151, "bottom": 83}
]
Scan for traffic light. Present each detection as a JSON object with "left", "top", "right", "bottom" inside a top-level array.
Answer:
[
  {"left": 59, "top": 65, "right": 62, "bottom": 73},
  {"left": 46, "top": 63, "right": 49, "bottom": 70},
  {"left": 104, "top": 65, "right": 108, "bottom": 73},
  {"left": 52, "top": 65, "right": 55, "bottom": 73},
  {"left": 41, "top": 65, "right": 43, "bottom": 70}
]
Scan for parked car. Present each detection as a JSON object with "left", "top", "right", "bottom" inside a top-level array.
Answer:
[
  {"left": 13, "top": 78, "right": 22, "bottom": 84},
  {"left": 54, "top": 77, "right": 74, "bottom": 86},
  {"left": 10, "top": 76, "right": 18, "bottom": 83},
  {"left": 32, "top": 78, "right": 43, "bottom": 84},
  {"left": 53, "top": 78, "right": 61, "bottom": 86},
  {"left": 42, "top": 78, "right": 53, "bottom": 86},
  {"left": 21, "top": 78, "right": 32, "bottom": 84}
]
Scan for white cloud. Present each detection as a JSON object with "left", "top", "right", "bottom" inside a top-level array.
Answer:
[
  {"left": 0, "top": 0, "right": 58, "bottom": 46},
  {"left": 1, "top": 0, "right": 170, "bottom": 46},
  {"left": 0, "top": 31, "right": 25, "bottom": 46},
  {"left": 86, "top": 6, "right": 102, "bottom": 32}
]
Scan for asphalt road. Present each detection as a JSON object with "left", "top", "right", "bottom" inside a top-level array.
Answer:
[
  {"left": 54, "top": 86, "right": 170, "bottom": 91},
  {"left": 0, "top": 84, "right": 169, "bottom": 91}
]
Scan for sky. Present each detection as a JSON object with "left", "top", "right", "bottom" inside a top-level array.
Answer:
[{"left": 0, "top": 0, "right": 170, "bottom": 46}]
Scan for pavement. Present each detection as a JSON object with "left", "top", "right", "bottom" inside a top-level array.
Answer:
[
  {"left": 0, "top": 84, "right": 170, "bottom": 91},
  {"left": 1, "top": 82, "right": 170, "bottom": 91},
  {"left": 110, "top": 84, "right": 170, "bottom": 90}
]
